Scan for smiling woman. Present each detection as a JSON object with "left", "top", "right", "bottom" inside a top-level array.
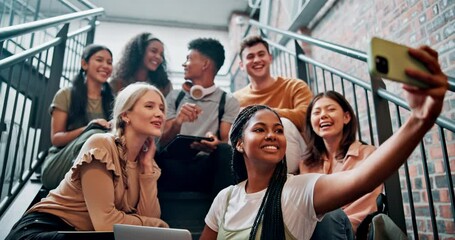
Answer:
[
  {"left": 6, "top": 82, "right": 169, "bottom": 240},
  {"left": 110, "top": 32, "right": 172, "bottom": 96},
  {"left": 300, "top": 91, "right": 382, "bottom": 238},
  {"left": 41, "top": 44, "right": 115, "bottom": 190}
]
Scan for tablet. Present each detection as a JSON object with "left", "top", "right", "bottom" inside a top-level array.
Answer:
[{"left": 159, "top": 134, "right": 213, "bottom": 158}]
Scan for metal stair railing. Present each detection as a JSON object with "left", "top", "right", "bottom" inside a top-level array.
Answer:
[
  {"left": 0, "top": 7, "right": 104, "bottom": 217},
  {"left": 228, "top": 19, "right": 455, "bottom": 240},
  {"left": 0, "top": 0, "right": 97, "bottom": 56}
]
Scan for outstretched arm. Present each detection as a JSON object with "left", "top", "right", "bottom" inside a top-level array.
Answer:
[{"left": 313, "top": 45, "right": 449, "bottom": 215}]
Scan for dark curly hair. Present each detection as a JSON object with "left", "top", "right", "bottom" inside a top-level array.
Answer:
[
  {"left": 111, "top": 32, "right": 171, "bottom": 95},
  {"left": 188, "top": 38, "right": 225, "bottom": 75},
  {"left": 303, "top": 91, "right": 357, "bottom": 168},
  {"left": 229, "top": 105, "right": 287, "bottom": 240},
  {"left": 67, "top": 44, "right": 114, "bottom": 130}
]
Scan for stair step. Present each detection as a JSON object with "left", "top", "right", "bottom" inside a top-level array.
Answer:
[{"left": 159, "top": 191, "right": 213, "bottom": 238}]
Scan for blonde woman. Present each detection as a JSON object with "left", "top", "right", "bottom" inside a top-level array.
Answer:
[{"left": 7, "top": 82, "right": 168, "bottom": 240}]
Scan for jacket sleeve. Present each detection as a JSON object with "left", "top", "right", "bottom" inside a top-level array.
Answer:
[{"left": 273, "top": 80, "right": 313, "bottom": 132}]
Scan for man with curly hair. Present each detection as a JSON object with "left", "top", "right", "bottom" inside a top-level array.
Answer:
[{"left": 157, "top": 38, "right": 240, "bottom": 193}]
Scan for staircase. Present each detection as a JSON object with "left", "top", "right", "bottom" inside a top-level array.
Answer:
[
  {"left": 160, "top": 192, "right": 213, "bottom": 239},
  {"left": 1, "top": 1, "right": 454, "bottom": 240}
]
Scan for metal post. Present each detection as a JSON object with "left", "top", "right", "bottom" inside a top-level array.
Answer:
[
  {"left": 29, "top": 0, "right": 42, "bottom": 48},
  {"left": 294, "top": 40, "right": 308, "bottom": 84},
  {"left": 370, "top": 74, "right": 407, "bottom": 233},
  {"left": 38, "top": 23, "right": 69, "bottom": 153},
  {"left": 85, "top": 16, "right": 97, "bottom": 45}
]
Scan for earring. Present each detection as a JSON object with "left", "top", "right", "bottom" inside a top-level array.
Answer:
[{"left": 142, "top": 145, "right": 149, "bottom": 152}]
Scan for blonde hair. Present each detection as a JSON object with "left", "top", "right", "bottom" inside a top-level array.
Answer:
[
  {"left": 112, "top": 82, "right": 167, "bottom": 136},
  {"left": 111, "top": 82, "right": 166, "bottom": 189}
]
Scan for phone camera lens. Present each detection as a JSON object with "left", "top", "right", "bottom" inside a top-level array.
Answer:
[{"left": 375, "top": 56, "right": 389, "bottom": 74}]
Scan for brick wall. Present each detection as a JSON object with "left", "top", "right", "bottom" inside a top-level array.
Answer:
[{"left": 308, "top": 2, "right": 454, "bottom": 239}]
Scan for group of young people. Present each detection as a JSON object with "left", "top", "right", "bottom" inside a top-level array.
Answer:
[{"left": 5, "top": 32, "right": 449, "bottom": 240}]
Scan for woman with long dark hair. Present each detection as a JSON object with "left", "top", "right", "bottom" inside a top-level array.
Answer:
[
  {"left": 41, "top": 44, "right": 115, "bottom": 190},
  {"left": 301, "top": 91, "right": 382, "bottom": 238},
  {"left": 110, "top": 32, "right": 172, "bottom": 96}
]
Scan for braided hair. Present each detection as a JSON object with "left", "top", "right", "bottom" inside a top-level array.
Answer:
[
  {"left": 229, "top": 105, "right": 288, "bottom": 240},
  {"left": 67, "top": 44, "right": 114, "bottom": 130}
]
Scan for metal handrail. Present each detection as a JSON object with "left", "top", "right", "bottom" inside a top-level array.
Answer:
[
  {"left": 249, "top": 19, "right": 367, "bottom": 61},
  {"left": 376, "top": 88, "right": 455, "bottom": 132},
  {"left": 58, "top": 0, "right": 82, "bottom": 12},
  {"left": 0, "top": 8, "right": 104, "bottom": 42},
  {"left": 77, "top": 0, "right": 97, "bottom": 9}
]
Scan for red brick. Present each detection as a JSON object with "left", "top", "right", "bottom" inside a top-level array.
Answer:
[
  {"left": 430, "top": 146, "right": 443, "bottom": 159},
  {"left": 409, "top": 164, "right": 419, "bottom": 177},
  {"left": 439, "top": 205, "right": 453, "bottom": 218}
]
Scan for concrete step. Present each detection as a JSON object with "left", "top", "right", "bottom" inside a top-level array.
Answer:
[{"left": 159, "top": 191, "right": 214, "bottom": 239}]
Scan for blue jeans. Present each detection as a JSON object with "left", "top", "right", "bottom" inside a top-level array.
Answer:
[{"left": 311, "top": 208, "right": 354, "bottom": 240}]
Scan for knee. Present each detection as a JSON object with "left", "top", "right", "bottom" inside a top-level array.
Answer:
[{"left": 312, "top": 209, "right": 354, "bottom": 240}]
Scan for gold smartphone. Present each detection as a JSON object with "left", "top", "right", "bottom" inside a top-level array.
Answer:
[{"left": 367, "top": 37, "right": 430, "bottom": 88}]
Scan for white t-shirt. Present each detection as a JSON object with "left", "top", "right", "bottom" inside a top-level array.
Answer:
[{"left": 205, "top": 173, "right": 323, "bottom": 240}]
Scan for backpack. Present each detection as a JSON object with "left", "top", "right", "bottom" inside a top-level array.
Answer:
[{"left": 356, "top": 193, "right": 407, "bottom": 240}]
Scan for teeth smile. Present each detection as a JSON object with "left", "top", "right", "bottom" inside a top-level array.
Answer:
[
  {"left": 320, "top": 123, "right": 333, "bottom": 128},
  {"left": 262, "top": 145, "right": 278, "bottom": 150}
]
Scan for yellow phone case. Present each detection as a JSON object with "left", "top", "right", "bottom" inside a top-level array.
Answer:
[{"left": 367, "top": 37, "right": 429, "bottom": 88}]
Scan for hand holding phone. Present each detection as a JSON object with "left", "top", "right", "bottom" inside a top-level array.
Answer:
[{"left": 367, "top": 37, "right": 430, "bottom": 88}]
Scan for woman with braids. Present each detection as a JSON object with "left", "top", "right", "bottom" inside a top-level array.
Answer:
[
  {"left": 200, "top": 46, "right": 448, "bottom": 240},
  {"left": 110, "top": 32, "right": 172, "bottom": 96},
  {"left": 41, "top": 44, "right": 115, "bottom": 190},
  {"left": 6, "top": 82, "right": 168, "bottom": 240}
]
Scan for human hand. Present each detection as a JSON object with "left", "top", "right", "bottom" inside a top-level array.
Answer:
[
  {"left": 88, "top": 118, "right": 111, "bottom": 129},
  {"left": 175, "top": 103, "right": 203, "bottom": 125},
  {"left": 190, "top": 132, "right": 218, "bottom": 153},
  {"left": 146, "top": 217, "right": 169, "bottom": 228},
  {"left": 140, "top": 137, "right": 158, "bottom": 174},
  {"left": 404, "top": 46, "right": 448, "bottom": 124}
]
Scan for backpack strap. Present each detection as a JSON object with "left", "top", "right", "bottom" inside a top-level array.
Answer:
[
  {"left": 217, "top": 91, "right": 226, "bottom": 139},
  {"left": 174, "top": 90, "right": 186, "bottom": 110},
  {"left": 356, "top": 193, "right": 388, "bottom": 240}
]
